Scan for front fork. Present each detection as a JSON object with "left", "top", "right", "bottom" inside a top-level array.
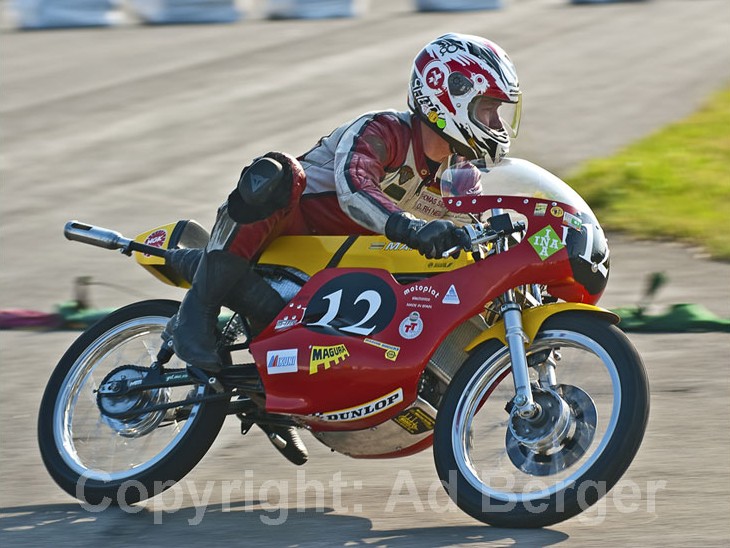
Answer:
[
  {"left": 490, "top": 207, "right": 541, "bottom": 418},
  {"left": 501, "top": 291, "right": 540, "bottom": 418}
]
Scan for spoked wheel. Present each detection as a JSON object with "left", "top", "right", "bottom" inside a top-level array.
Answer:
[
  {"left": 38, "top": 300, "right": 229, "bottom": 506},
  {"left": 433, "top": 312, "right": 649, "bottom": 528}
]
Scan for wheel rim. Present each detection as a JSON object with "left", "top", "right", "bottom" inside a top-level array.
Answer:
[
  {"left": 452, "top": 330, "right": 622, "bottom": 502},
  {"left": 53, "top": 316, "right": 204, "bottom": 482}
]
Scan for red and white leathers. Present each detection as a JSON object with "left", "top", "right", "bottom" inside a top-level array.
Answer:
[{"left": 208, "top": 110, "right": 466, "bottom": 260}]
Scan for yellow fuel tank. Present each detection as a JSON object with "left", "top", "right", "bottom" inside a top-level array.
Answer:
[{"left": 257, "top": 235, "right": 473, "bottom": 276}]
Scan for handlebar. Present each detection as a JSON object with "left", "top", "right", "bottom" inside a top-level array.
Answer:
[{"left": 441, "top": 216, "right": 526, "bottom": 258}]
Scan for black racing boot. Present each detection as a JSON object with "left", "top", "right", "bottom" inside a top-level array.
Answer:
[
  {"left": 258, "top": 424, "right": 309, "bottom": 466},
  {"left": 225, "top": 270, "right": 286, "bottom": 337},
  {"left": 171, "top": 250, "right": 251, "bottom": 373},
  {"left": 161, "top": 247, "right": 286, "bottom": 348}
]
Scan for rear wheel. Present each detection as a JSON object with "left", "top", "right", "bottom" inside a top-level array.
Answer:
[
  {"left": 38, "top": 300, "right": 229, "bottom": 506},
  {"left": 433, "top": 312, "right": 649, "bottom": 527}
]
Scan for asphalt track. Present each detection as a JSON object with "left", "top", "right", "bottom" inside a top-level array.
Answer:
[{"left": 1, "top": 0, "right": 729, "bottom": 545}]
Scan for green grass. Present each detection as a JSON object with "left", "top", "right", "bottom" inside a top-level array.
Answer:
[{"left": 566, "top": 86, "right": 730, "bottom": 260}]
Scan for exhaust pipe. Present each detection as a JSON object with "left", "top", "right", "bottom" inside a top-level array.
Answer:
[{"left": 64, "top": 220, "right": 166, "bottom": 257}]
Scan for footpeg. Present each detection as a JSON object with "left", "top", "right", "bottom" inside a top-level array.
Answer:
[{"left": 186, "top": 366, "right": 224, "bottom": 393}]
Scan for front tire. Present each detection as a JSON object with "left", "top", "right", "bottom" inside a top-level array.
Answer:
[
  {"left": 433, "top": 312, "right": 649, "bottom": 528},
  {"left": 38, "top": 300, "right": 228, "bottom": 506}
]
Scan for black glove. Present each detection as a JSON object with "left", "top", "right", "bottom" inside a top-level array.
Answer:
[
  {"left": 385, "top": 212, "right": 426, "bottom": 249},
  {"left": 385, "top": 212, "right": 464, "bottom": 259},
  {"left": 413, "top": 219, "right": 464, "bottom": 259}
]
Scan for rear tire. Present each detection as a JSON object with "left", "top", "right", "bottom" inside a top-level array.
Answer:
[
  {"left": 433, "top": 312, "right": 649, "bottom": 527},
  {"left": 38, "top": 299, "right": 229, "bottom": 506}
]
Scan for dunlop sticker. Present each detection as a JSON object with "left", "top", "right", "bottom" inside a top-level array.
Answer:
[
  {"left": 313, "top": 388, "right": 403, "bottom": 422},
  {"left": 310, "top": 344, "right": 350, "bottom": 374}
]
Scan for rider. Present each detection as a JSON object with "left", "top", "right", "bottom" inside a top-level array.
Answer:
[{"left": 166, "top": 32, "right": 521, "bottom": 463}]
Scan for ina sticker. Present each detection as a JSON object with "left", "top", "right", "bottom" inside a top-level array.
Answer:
[
  {"left": 399, "top": 312, "right": 423, "bottom": 339},
  {"left": 528, "top": 226, "right": 565, "bottom": 260}
]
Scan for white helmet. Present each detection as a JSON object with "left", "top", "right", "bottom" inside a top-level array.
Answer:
[{"left": 408, "top": 33, "right": 521, "bottom": 164}]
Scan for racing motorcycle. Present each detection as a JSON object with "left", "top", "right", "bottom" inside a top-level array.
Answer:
[{"left": 38, "top": 157, "right": 649, "bottom": 528}]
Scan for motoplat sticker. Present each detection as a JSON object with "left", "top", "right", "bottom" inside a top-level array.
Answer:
[{"left": 528, "top": 226, "right": 565, "bottom": 260}]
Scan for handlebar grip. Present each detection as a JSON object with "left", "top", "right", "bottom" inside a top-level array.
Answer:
[
  {"left": 441, "top": 227, "right": 472, "bottom": 258},
  {"left": 64, "top": 221, "right": 133, "bottom": 251}
]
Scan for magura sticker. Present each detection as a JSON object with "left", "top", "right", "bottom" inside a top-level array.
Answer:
[
  {"left": 266, "top": 349, "right": 298, "bottom": 375},
  {"left": 562, "top": 211, "right": 583, "bottom": 230},
  {"left": 393, "top": 407, "right": 436, "bottom": 434},
  {"left": 363, "top": 338, "right": 400, "bottom": 362},
  {"left": 528, "top": 226, "right": 565, "bottom": 260},
  {"left": 313, "top": 388, "right": 404, "bottom": 422},
  {"left": 533, "top": 203, "right": 548, "bottom": 216},
  {"left": 442, "top": 284, "right": 460, "bottom": 305},
  {"left": 309, "top": 344, "right": 350, "bottom": 375},
  {"left": 304, "top": 273, "right": 396, "bottom": 337},
  {"left": 399, "top": 312, "right": 424, "bottom": 339}
]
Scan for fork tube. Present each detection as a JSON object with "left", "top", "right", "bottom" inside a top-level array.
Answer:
[
  {"left": 501, "top": 295, "right": 538, "bottom": 418},
  {"left": 490, "top": 208, "right": 538, "bottom": 418}
]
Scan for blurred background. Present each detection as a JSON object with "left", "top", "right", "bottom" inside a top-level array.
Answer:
[{"left": 1, "top": 0, "right": 729, "bottom": 545}]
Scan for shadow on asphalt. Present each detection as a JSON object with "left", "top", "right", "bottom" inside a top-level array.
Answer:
[{"left": 0, "top": 502, "right": 570, "bottom": 546}]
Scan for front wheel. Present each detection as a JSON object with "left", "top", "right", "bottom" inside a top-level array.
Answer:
[
  {"left": 433, "top": 312, "right": 649, "bottom": 528},
  {"left": 38, "top": 300, "right": 229, "bottom": 506}
]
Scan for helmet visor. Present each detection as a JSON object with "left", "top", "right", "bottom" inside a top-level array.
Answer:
[{"left": 469, "top": 93, "right": 522, "bottom": 138}]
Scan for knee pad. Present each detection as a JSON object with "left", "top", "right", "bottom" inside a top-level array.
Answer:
[
  {"left": 228, "top": 152, "right": 303, "bottom": 224},
  {"left": 238, "top": 156, "right": 289, "bottom": 209}
]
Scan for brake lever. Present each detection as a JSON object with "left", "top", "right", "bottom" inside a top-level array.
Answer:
[
  {"left": 441, "top": 223, "right": 486, "bottom": 258},
  {"left": 440, "top": 219, "right": 526, "bottom": 258}
]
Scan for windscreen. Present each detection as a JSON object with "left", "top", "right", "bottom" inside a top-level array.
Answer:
[{"left": 438, "top": 156, "right": 594, "bottom": 216}]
